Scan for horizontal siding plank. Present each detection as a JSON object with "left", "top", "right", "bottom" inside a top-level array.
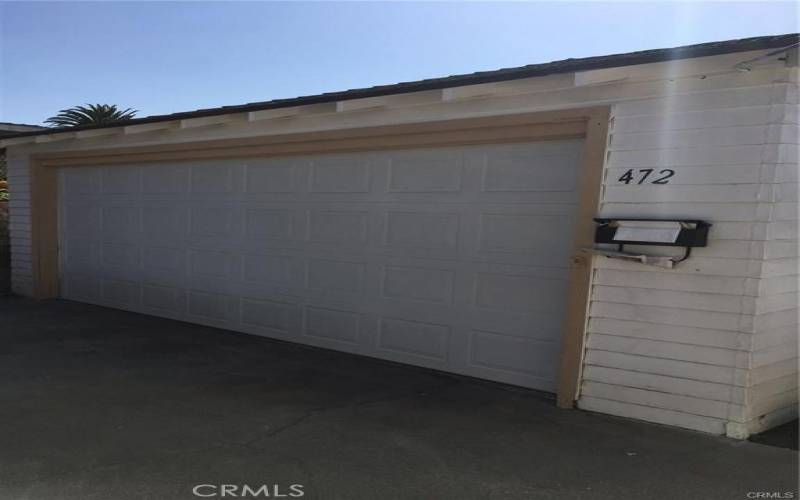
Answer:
[
  {"left": 587, "top": 317, "right": 751, "bottom": 350},
  {"left": 592, "top": 285, "right": 754, "bottom": 313},
  {"left": 584, "top": 350, "right": 746, "bottom": 386},
  {"left": 607, "top": 144, "right": 766, "bottom": 168},
  {"left": 749, "top": 390, "right": 798, "bottom": 420},
  {"left": 750, "top": 358, "right": 799, "bottom": 386},
  {"left": 599, "top": 203, "right": 767, "bottom": 223},
  {"left": 775, "top": 104, "right": 799, "bottom": 124},
  {"left": 590, "top": 301, "right": 753, "bottom": 332},
  {"left": 763, "top": 143, "right": 798, "bottom": 164},
  {"left": 609, "top": 125, "right": 767, "bottom": 151},
  {"left": 578, "top": 396, "right": 726, "bottom": 434},
  {"left": 614, "top": 84, "right": 777, "bottom": 117},
  {"left": 753, "top": 324, "right": 800, "bottom": 351},
  {"left": 586, "top": 333, "right": 744, "bottom": 367},
  {"left": 702, "top": 222, "right": 769, "bottom": 241},
  {"left": 764, "top": 240, "right": 799, "bottom": 259},
  {"left": 775, "top": 182, "right": 798, "bottom": 202},
  {"left": 7, "top": 200, "right": 30, "bottom": 208},
  {"left": 603, "top": 184, "right": 769, "bottom": 203},
  {"left": 767, "top": 221, "right": 798, "bottom": 240},
  {"left": 758, "top": 274, "right": 799, "bottom": 295},
  {"left": 594, "top": 256, "right": 763, "bottom": 278},
  {"left": 771, "top": 202, "right": 799, "bottom": 221},
  {"left": 754, "top": 308, "right": 799, "bottom": 331},
  {"left": 769, "top": 123, "right": 799, "bottom": 145},
  {"left": 582, "top": 365, "right": 746, "bottom": 403},
  {"left": 10, "top": 278, "right": 33, "bottom": 296},
  {"left": 762, "top": 258, "right": 798, "bottom": 277},
  {"left": 593, "top": 269, "right": 755, "bottom": 295},
  {"left": 581, "top": 381, "right": 741, "bottom": 420},
  {"left": 751, "top": 374, "right": 798, "bottom": 402},
  {"left": 755, "top": 291, "right": 800, "bottom": 314},
  {"left": 752, "top": 342, "right": 799, "bottom": 368},
  {"left": 9, "top": 190, "right": 31, "bottom": 201},
  {"left": 613, "top": 106, "right": 772, "bottom": 133},
  {"left": 775, "top": 163, "right": 799, "bottom": 183}
]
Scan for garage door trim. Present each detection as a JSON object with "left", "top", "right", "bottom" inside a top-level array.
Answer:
[{"left": 29, "top": 106, "right": 610, "bottom": 406}]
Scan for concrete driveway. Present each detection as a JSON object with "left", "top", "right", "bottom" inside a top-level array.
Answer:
[{"left": 1, "top": 297, "right": 796, "bottom": 500}]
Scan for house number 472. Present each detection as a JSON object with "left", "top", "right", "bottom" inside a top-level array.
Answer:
[{"left": 617, "top": 168, "right": 675, "bottom": 185}]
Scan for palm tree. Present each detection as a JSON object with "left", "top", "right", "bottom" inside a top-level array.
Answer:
[{"left": 44, "top": 104, "right": 137, "bottom": 127}]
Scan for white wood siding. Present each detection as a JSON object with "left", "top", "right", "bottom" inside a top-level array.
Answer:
[
  {"left": 6, "top": 152, "right": 33, "bottom": 297},
  {"left": 742, "top": 88, "right": 798, "bottom": 436},
  {"left": 579, "top": 67, "right": 799, "bottom": 437},
  {"left": 6, "top": 49, "right": 796, "bottom": 436}
]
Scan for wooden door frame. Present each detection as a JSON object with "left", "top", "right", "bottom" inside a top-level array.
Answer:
[{"left": 28, "top": 106, "right": 610, "bottom": 407}]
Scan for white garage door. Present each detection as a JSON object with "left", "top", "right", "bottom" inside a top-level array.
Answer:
[{"left": 59, "top": 139, "right": 584, "bottom": 391}]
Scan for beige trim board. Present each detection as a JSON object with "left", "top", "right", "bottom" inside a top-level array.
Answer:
[
  {"left": 556, "top": 108, "right": 610, "bottom": 408},
  {"left": 29, "top": 106, "right": 610, "bottom": 407}
]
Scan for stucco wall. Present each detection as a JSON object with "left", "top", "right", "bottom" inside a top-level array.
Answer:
[{"left": 5, "top": 48, "right": 797, "bottom": 437}]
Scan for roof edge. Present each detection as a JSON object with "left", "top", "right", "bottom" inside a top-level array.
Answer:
[{"left": 4, "top": 32, "right": 798, "bottom": 140}]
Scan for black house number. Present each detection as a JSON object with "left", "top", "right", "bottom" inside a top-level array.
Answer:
[{"left": 617, "top": 168, "right": 675, "bottom": 185}]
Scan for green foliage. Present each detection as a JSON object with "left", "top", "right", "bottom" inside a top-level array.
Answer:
[
  {"left": 0, "top": 152, "right": 7, "bottom": 201},
  {"left": 45, "top": 104, "right": 137, "bottom": 127}
]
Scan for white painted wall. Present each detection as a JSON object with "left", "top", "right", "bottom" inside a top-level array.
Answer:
[
  {"left": 579, "top": 69, "right": 798, "bottom": 437},
  {"left": 6, "top": 151, "right": 33, "bottom": 297},
  {"left": 5, "top": 47, "right": 797, "bottom": 437}
]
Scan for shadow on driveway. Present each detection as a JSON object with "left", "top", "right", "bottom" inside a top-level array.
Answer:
[{"left": 0, "top": 297, "right": 796, "bottom": 500}]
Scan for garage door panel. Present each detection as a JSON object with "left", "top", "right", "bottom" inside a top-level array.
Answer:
[
  {"left": 190, "top": 163, "right": 240, "bottom": 194},
  {"left": 301, "top": 305, "right": 364, "bottom": 349},
  {"left": 474, "top": 272, "right": 568, "bottom": 314},
  {"left": 242, "top": 253, "right": 295, "bottom": 287},
  {"left": 306, "top": 209, "right": 369, "bottom": 245},
  {"left": 187, "top": 290, "right": 238, "bottom": 323},
  {"left": 189, "top": 205, "right": 242, "bottom": 238},
  {"left": 377, "top": 316, "right": 451, "bottom": 361},
  {"left": 62, "top": 273, "right": 101, "bottom": 302},
  {"left": 101, "top": 278, "right": 141, "bottom": 307},
  {"left": 101, "top": 243, "right": 141, "bottom": 274},
  {"left": 63, "top": 238, "right": 97, "bottom": 273},
  {"left": 142, "top": 283, "right": 186, "bottom": 314},
  {"left": 101, "top": 204, "right": 141, "bottom": 236},
  {"left": 387, "top": 151, "right": 464, "bottom": 193},
  {"left": 102, "top": 167, "right": 142, "bottom": 194},
  {"left": 380, "top": 264, "right": 456, "bottom": 305},
  {"left": 142, "top": 204, "right": 189, "bottom": 239},
  {"left": 481, "top": 156, "right": 580, "bottom": 194},
  {"left": 244, "top": 208, "right": 294, "bottom": 241},
  {"left": 478, "top": 213, "right": 574, "bottom": 255},
  {"left": 466, "top": 308, "right": 563, "bottom": 340},
  {"left": 244, "top": 159, "right": 300, "bottom": 194},
  {"left": 469, "top": 330, "right": 560, "bottom": 382},
  {"left": 309, "top": 157, "right": 372, "bottom": 193},
  {"left": 383, "top": 211, "right": 460, "bottom": 250},
  {"left": 59, "top": 139, "right": 584, "bottom": 392},
  {"left": 142, "top": 246, "right": 187, "bottom": 274},
  {"left": 304, "top": 258, "right": 366, "bottom": 294},
  {"left": 63, "top": 203, "right": 101, "bottom": 235},
  {"left": 240, "top": 297, "right": 298, "bottom": 335},
  {"left": 62, "top": 168, "right": 102, "bottom": 197}
]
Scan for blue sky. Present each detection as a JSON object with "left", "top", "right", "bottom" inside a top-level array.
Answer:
[{"left": 1, "top": 1, "right": 797, "bottom": 125}]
